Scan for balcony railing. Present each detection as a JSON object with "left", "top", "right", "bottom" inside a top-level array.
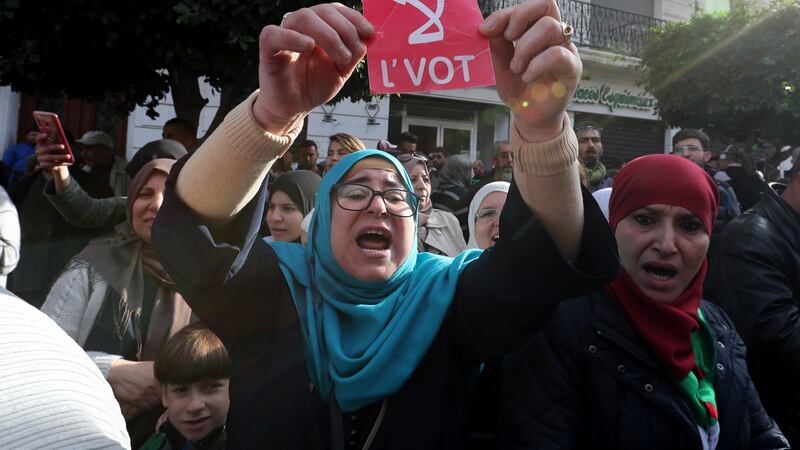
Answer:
[{"left": 479, "top": 0, "right": 666, "bottom": 58}]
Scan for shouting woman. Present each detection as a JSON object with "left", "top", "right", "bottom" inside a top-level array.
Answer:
[{"left": 152, "top": 1, "right": 618, "bottom": 448}]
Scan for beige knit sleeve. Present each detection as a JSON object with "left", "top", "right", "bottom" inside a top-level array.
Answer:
[
  {"left": 176, "top": 90, "right": 303, "bottom": 223},
  {"left": 512, "top": 113, "right": 578, "bottom": 176},
  {"left": 511, "top": 113, "right": 584, "bottom": 262}
]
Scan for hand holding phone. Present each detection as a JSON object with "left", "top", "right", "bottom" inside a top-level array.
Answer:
[{"left": 32, "top": 111, "right": 74, "bottom": 164}]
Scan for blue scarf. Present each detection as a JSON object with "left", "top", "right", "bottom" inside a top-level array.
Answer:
[{"left": 270, "top": 150, "right": 481, "bottom": 412}]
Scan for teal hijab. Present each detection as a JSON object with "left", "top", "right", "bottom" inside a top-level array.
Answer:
[{"left": 270, "top": 150, "right": 481, "bottom": 412}]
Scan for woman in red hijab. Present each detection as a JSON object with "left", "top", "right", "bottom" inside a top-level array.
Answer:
[{"left": 497, "top": 154, "right": 788, "bottom": 449}]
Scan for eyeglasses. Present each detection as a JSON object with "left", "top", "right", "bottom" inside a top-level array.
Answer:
[
  {"left": 672, "top": 145, "right": 703, "bottom": 154},
  {"left": 475, "top": 208, "right": 501, "bottom": 222},
  {"left": 333, "top": 183, "right": 419, "bottom": 217}
]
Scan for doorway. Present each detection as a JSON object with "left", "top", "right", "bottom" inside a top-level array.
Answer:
[{"left": 404, "top": 117, "right": 477, "bottom": 161}]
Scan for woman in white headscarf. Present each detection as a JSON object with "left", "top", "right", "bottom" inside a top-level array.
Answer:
[
  {"left": 467, "top": 182, "right": 511, "bottom": 250},
  {"left": 592, "top": 187, "right": 612, "bottom": 221}
]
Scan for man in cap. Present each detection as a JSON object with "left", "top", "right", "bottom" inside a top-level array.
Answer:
[{"left": 75, "top": 130, "right": 129, "bottom": 197}]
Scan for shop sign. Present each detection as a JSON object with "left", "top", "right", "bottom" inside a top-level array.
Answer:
[
  {"left": 573, "top": 83, "right": 656, "bottom": 113},
  {"left": 364, "top": 0, "right": 494, "bottom": 94}
]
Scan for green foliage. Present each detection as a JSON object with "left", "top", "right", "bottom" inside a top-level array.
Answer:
[
  {"left": 639, "top": 1, "right": 800, "bottom": 144},
  {"left": 0, "top": 0, "right": 371, "bottom": 119}
]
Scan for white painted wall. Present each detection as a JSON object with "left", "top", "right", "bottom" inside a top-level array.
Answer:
[
  {"left": 0, "top": 87, "right": 21, "bottom": 157},
  {"left": 126, "top": 79, "right": 220, "bottom": 160},
  {"left": 665, "top": 127, "right": 680, "bottom": 153},
  {"left": 306, "top": 97, "right": 391, "bottom": 150},
  {"left": 655, "top": 0, "right": 698, "bottom": 22}
]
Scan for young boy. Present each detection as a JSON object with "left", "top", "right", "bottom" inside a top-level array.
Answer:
[{"left": 140, "top": 323, "right": 230, "bottom": 450}]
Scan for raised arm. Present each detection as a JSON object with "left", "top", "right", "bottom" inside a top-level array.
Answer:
[
  {"left": 480, "top": 0, "right": 584, "bottom": 262},
  {"left": 176, "top": 4, "right": 374, "bottom": 227},
  {"left": 35, "top": 137, "right": 127, "bottom": 228},
  {"left": 43, "top": 178, "right": 127, "bottom": 228}
]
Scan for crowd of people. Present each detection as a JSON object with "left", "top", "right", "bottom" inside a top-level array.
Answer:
[{"left": 1, "top": 0, "right": 799, "bottom": 449}]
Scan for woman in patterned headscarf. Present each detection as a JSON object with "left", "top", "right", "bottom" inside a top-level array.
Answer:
[{"left": 42, "top": 159, "right": 191, "bottom": 446}]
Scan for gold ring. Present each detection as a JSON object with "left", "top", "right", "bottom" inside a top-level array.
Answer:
[{"left": 561, "top": 22, "right": 574, "bottom": 45}]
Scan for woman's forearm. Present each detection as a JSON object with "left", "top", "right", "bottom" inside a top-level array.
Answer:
[
  {"left": 176, "top": 90, "right": 302, "bottom": 226},
  {"left": 52, "top": 166, "right": 71, "bottom": 194},
  {"left": 512, "top": 113, "right": 583, "bottom": 263}
]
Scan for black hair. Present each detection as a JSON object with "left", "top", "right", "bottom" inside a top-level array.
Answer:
[
  {"left": 398, "top": 131, "right": 417, "bottom": 145},
  {"left": 164, "top": 117, "right": 197, "bottom": 135},
  {"left": 672, "top": 129, "right": 710, "bottom": 151},
  {"left": 300, "top": 139, "right": 318, "bottom": 149}
]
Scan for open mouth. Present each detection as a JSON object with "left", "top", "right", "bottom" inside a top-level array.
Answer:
[
  {"left": 642, "top": 263, "right": 678, "bottom": 281},
  {"left": 183, "top": 416, "right": 209, "bottom": 428},
  {"left": 491, "top": 233, "right": 499, "bottom": 243},
  {"left": 356, "top": 227, "right": 392, "bottom": 251}
]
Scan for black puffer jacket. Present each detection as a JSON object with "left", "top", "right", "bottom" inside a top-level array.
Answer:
[
  {"left": 498, "top": 292, "right": 788, "bottom": 450},
  {"left": 706, "top": 184, "right": 800, "bottom": 446}
]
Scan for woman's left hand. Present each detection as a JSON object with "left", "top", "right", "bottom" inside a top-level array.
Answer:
[
  {"left": 107, "top": 359, "right": 162, "bottom": 419},
  {"left": 479, "top": 0, "right": 581, "bottom": 142}
]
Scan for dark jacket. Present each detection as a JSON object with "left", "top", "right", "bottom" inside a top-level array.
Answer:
[
  {"left": 8, "top": 168, "right": 115, "bottom": 307},
  {"left": 153, "top": 157, "right": 619, "bottom": 450},
  {"left": 498, "top": 292, "right": 788, "bottom": 450},
  {"left": 706, "top": 165, "right": 741, "bottom": 239},
  {"left": 431, "top": 184, "right": 467, "bottom": 214},
  {"left": 724, "top": 165, "right": 768, "bottom": 212},
  {"left": 706, "top": 184, "right": 800, "bottom": 446},
  {"left": 140, "top": 422, "right": 226, "bottom": 450}
]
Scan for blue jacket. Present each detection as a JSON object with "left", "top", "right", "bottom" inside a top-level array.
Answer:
[{"left": 3, "top": 142, "right": 35, "bottom": 179}]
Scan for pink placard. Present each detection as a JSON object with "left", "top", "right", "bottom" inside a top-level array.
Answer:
[{"left": 363, "top": 0, "right": 495, "bottom": 94}]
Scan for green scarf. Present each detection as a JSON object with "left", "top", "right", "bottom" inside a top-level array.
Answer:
[
  {"left": 582, "top": 161, "right": 608, "bottom": 186},
  {"left": 676, "top": 309, "right": 719, "bottom": 429}
]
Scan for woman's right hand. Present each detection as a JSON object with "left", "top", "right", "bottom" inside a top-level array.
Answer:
[
  {"left": 35, "top": 133, "right": 72, "bottom": 192},
  {"left": 107, "top": 359, "right": 162, "bottom": 419},
  {"left": 35, "top": 133, "right": 71, "bottom": 172},
  {"left": 252, "top": 4, "right": 374, "bottom": 135}
]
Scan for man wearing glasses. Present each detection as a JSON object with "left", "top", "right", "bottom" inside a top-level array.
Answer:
[
  {"left": 671, "top": 128, "right": 741, "bottom": 238},
  {"left": 575, "top": 123, "right": 613, "bottom": 192}
]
